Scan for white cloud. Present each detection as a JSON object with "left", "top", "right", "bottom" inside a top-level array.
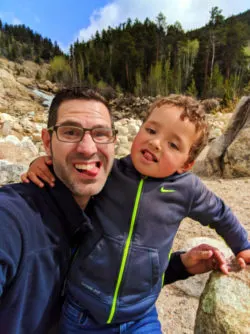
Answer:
[
  {"left": 12, "top": 17, "right": 22, "bottom": 25},
  {"left": 0, "top": 11, "right": 22, "bottom": 25},
  {"left": 77, "top": 0, "right": 250, "bottom": 42}
]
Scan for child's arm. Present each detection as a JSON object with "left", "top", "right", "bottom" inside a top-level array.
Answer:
[
  {"left": 189, "top": 176, "right": 250, "bottom": 261},
  {"left": 21, "top": 156, "right": 55, "bottom": 188}
]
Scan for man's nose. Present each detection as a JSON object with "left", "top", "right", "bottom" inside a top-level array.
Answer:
[{"left": 76, "top": 132, "right": 98, "bottom": 155}]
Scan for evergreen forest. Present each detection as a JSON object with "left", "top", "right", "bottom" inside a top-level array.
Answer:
[{"left": 1, "top": 7, "right": 250, "bottom": 101}]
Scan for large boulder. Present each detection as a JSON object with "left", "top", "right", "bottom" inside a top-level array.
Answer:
[
  {"left": 193, "top": 96, "right": 250, "bottom": 177},
  {"left": 195, "top": 265, "right": 250, "bottom": 334}
]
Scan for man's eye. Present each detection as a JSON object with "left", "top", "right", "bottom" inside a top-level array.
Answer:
[
  {"left": 145, "top": 127, "right": 156, "bottom": 134},
  {"left": 65, "top": 130, "right": 76, "bottom": 135},
  {"left": 61, "top": 127, "right": 81, "bottom": 137},
  {"left": 169, "top": 142, "right": 179, "bottom": 150},
  {"left": 93, "top": 129, "right": 111, "bottom": 138}
]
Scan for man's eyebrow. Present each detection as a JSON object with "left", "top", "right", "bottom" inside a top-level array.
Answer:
[{"left": 58, "top": 121, "right": 81, "bottom": 127}]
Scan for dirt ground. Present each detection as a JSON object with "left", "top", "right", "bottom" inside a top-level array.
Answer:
[{"left": 156, "top": 177, "right": 250, "bottom": 334}]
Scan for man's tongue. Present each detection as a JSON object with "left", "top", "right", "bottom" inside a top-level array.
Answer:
[
  {"left": 143, "top": 150, "right": 155, "bottom": 162},
  {"left": 75, "top": 164, "right": 99, "bottom": 176}
]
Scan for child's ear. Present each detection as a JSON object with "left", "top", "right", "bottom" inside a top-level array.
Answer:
[
  {"left": 176, "top": 160, "right": 195, "bottom": 174},
  {"left": 42, "top": 129, "right": 52, "bottom": 156}
]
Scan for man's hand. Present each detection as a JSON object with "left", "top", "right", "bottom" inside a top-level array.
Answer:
[
  {"left": 21, "top": 156, "right": 55, "bottom": 188},
  {"left": 236, "top": 248, "right": 250, "bottom": 268},
  {"left": 180, "top": 244, "right": 229, "bottom": 275}
]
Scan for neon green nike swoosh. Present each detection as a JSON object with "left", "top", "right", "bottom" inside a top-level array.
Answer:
[{"left": 160, "top": 187, "right": 176, "bottom": 193}]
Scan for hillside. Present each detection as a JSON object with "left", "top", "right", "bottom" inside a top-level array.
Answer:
[{"left": 1, "top": 8, "right": 250, "bottom": 99}]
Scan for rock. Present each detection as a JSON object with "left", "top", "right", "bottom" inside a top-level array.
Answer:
[
  {"left": 17, "top": 76, "right": 34, "bottom": 87},
  {"left": 173, "top": 237, "right": 233, "bottom": 298},
  {"left": 201, "top": 98, "right": 220, "bottom": 113},
  {"left": 0, "top": 61, "right": 45, "bottom": 116},
  {"left": 193, "top": 97, "right": 250, "bottom": 177},
  {"left": 0, "top": 160, "right": 27, "bottom": 185},
  {"left": 195, "top": 265, "right": 250, "bottom": 334},
  {"left": 0, "top": 138, "right": 38, "bottom": 165}
]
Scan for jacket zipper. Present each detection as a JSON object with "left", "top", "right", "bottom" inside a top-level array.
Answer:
[{"left": 106, "top": 177, "right": 145, "bottom": 323}]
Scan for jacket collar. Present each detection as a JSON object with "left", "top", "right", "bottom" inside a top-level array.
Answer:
[{"left": 43, "top": 169, "right": 93, "bottom": 244}]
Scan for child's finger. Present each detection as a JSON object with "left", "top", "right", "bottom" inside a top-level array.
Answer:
[
  {"left": 212, "top": 250, "right": 228, "bottom": 274},
  {"left": 44, "top": 156, "right": 53, "bottom": 165},
  {"left": 237, "top": 257, "right": 246, "bottom": 269},
  {"left": 21, "top": 172, "right": 30, "bottom": 183},
  {"left": 27, "top": 172, "right": 45, "bottom": 188},
  {"left": 37, "top": 168, "right": 55, "bottom": 187}
]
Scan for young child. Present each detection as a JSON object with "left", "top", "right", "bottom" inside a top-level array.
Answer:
[{"left": 23, "top": 95, "right": 250, "bottom": 333}]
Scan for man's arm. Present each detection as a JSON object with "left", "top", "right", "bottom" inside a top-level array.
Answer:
[
  {"left": 163, "top": 244, "right": 229, "bottom": 285},
  {"left": 0, "top": 190, "right": 23, "bottom": 298}
]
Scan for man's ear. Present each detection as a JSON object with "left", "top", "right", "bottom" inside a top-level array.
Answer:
[
  {"left": 42, "top": 128, "right": 52, "bottom": 156},
  {"left": 176, "top": 160, "right": 195, "bottom": 174}
]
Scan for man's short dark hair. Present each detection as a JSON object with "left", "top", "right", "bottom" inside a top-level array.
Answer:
[{"left": 47, "top": 87, "right": 112, "bottom": 128}]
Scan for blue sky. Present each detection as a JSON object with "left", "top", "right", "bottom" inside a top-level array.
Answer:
[{"left": 0, "top": 0, "right": 249, "bottom": 52}]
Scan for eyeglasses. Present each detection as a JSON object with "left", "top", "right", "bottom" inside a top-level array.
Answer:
[{"left": 48, "top": 125, "right": 117, "bottom": 144}]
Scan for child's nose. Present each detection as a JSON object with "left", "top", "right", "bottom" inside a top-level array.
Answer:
[{"left": 149, "top": 138, "right": 161, "bottom": 151}]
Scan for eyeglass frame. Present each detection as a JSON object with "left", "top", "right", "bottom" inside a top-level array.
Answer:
[{"left": 48, "top": 124, "right": 118, "bottom": 144}]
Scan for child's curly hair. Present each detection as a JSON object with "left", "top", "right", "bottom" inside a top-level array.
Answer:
[{"left": 145, "top": 95, "right": 209, "bottom": 163}]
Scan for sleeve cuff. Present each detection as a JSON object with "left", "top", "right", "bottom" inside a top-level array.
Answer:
[{"left": 163, "top": 251, "right": 194, "bottom": 285}]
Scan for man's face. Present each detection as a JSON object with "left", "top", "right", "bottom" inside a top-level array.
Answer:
[
  {"left": 42, "top": 99, "right": 115, "bottom": 208},
  {"left": 131, "top": 104, "right": 198, "bottom": 178}
]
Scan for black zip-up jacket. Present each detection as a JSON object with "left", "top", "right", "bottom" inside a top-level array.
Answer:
[
  {"left": 0, "top": 179, "right": 91, "bottom": 334},
  {"left": 68, "top": 155, "right": 250, "bottom": 325},
  {"left": 0, "top": 172, "right": 190, "bottom": 333}
]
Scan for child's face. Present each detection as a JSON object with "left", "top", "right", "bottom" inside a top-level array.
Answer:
[{"left": 131, "top": 104, "right": 199, "bottom": 178}]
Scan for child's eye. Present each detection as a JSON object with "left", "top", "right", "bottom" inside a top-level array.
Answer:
[
  {"left": 145, "top": 127, "right": 156, "bottom": 135},
  {"left": 169, "top": 142, "right": 179, "bottom": 150}
]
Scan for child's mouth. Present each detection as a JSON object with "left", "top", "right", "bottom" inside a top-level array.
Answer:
[{"left": 141, "top": 150, "right": 158, "bottom": 162}]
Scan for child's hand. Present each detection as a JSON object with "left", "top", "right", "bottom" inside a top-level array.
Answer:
[
  {"left": 21, "top": 156, "right": 55, "bottom": 188},
  {"left": 180, "top": 244, "right": 229, "bottom": 275},
  {"left": 236, "top": 248, "right": 250, "bottom": 268}
]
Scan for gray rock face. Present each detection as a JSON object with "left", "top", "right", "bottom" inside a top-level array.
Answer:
[
  {"left": 193, "top": 96, "right": 250, "bottom": 177},
  {"left": 195, "top": 266, "right": 250, "bottom": 334},
  {"left": 0, "top": 160, "right": 27, "bottom": 185}
]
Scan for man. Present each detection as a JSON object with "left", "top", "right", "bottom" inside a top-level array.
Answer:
[{"left": 0, "top": 87, "right": 228, "bottom": 334}]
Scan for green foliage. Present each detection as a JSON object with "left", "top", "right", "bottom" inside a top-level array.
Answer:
[
  {"left": 207, "top": 63, "right": 224, "bottom": 98},
  {"left": 96, "top": 80, "right": 107, "bottom": 89},
  {"left": 50, "top": 56, "right": 71, "bottom": 84},
  {"left": 0, "top": 21, "right": 63, "bottom": 63},
  {"left": 186, "top": 78, "right": 198, "bottom": 97},
  {"left": 134, "top": 69, "right": 143, "bottom": 96}
]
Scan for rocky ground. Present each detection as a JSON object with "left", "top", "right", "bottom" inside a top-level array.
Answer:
[{"left": 157, "top": 177, "right": 250, "bottom": 334}]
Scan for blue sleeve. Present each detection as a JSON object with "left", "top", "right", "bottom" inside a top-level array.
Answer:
[
  {"left": 163, "top": 252, "right": 193, "bottom": 285},
  {"left": 0, "top": 196, "right": 22, "bottom": 297},
  {"left": 188, "top": 176, "right": 250, "bottom": 255}
]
